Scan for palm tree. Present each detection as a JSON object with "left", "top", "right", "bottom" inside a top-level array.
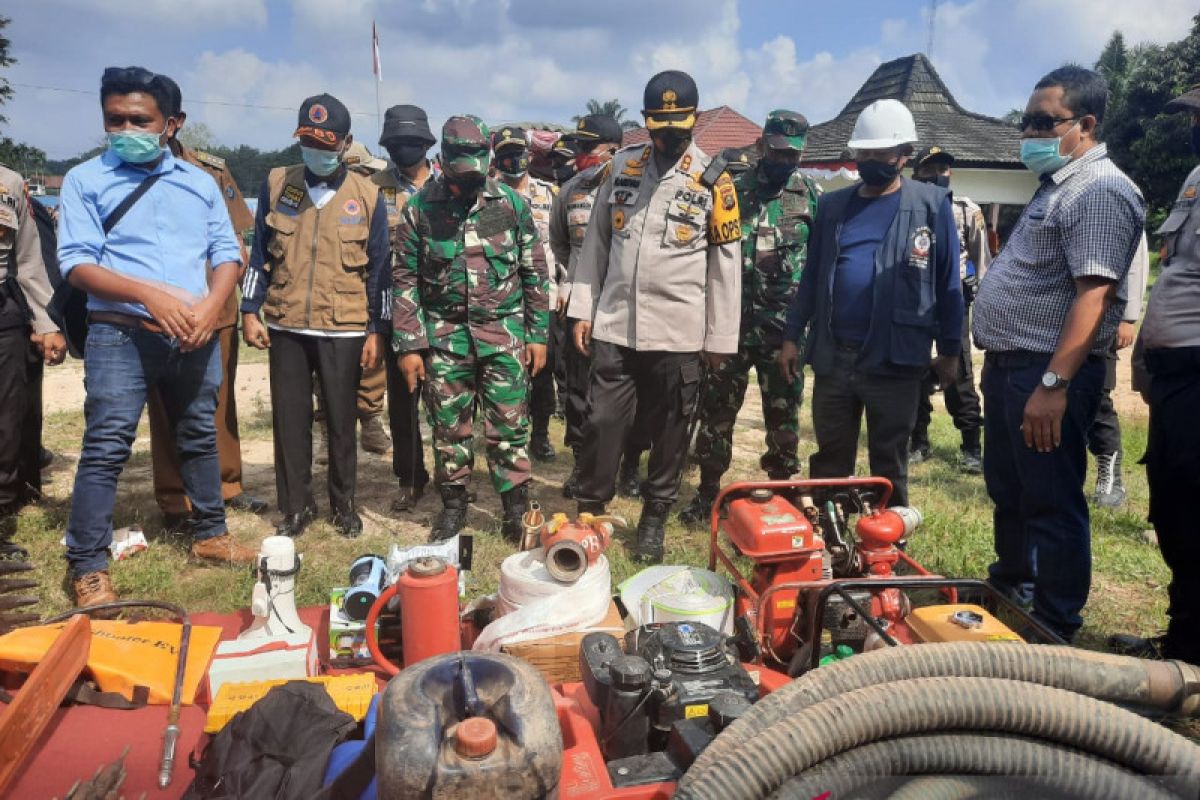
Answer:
[{"left": 573, "top": 99, "right": 641, "bottom": 130}]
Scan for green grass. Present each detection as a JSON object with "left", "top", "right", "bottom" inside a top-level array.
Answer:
[{"left": 14, "top": 385, "right": 1170, "bottom": 650}]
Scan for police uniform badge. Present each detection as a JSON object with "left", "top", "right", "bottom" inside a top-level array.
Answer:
[
  {"left": 679, "top": 154, "right": 692, "bottom": 173},
  {"left": 662, "top": 89, "right": 678, "bottom": 109},
  {"left": 910, "top": 226, "right": 933, "bottom": 270},
  {"left": 279, "top": 184, "right": 306, "bottom": 212},
  {"left": 613, "top": 208, "right": 626, "bottom": 231},
  {"left": 383, "top": 187, "right": 398, "bottom": 206},
  {"left": 224, "top": 185, "right": 235, "bottom": 199}
]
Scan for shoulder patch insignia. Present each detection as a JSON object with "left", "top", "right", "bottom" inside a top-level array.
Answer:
[
  {"left": 707, "top": 173, "right": 741, "bottom": 245},
  {"left": 279, "top": 184, "right": 305, "bottom": 210},
  {"left": 194, "top": 150, "right": 226, "bottom": 170},
  {"left": 224, "top": 184, "right": 235, "bottom": 199}
]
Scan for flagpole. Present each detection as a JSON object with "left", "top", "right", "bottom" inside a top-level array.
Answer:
[{"left": 373, "top": 20, "right": 384, "bottom": 155}]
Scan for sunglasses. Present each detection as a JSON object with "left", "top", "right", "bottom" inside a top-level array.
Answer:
[{"left": 1019, "top": 114, "right": 1080, "bottom": 133}]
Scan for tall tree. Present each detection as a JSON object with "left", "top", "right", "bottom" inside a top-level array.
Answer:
[
  {"left": 178, "top": 122, "right": 216, "bottom": 152},
  {"left": 574, "top": 98, "right": 640, "bottom": 130},
  {"left": 1100, "top": 15, "right": 1200, "bottom": 225},
  {"left": 0, "top": 16, "right": 13, "bottom": 126}
]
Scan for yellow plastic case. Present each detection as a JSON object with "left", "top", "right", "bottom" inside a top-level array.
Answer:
[{"left": 205, "top": 673, "right": 378, "bottom": 733}]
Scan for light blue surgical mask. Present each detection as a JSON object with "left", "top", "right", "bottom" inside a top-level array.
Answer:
[
  {"left": 1019, "top": 123, "right": 1079, "bottom": 176},
  {"left": 107, "top": 125, "right": 166, "bottom": 165},
  {"left": 301, "top": 145, "right": 343, "bottom": 177}
]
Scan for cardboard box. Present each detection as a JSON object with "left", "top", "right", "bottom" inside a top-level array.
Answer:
[
  {"left": 502, "top": 600, "right": 625, "bottom": 684},
  {"left": 206, "top": 630, "right": 319, "bottom": 699}
]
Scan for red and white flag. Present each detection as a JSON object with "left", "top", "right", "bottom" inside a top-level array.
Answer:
[{"left": 372, "top": 22, "right": 382, "bottom": 81}]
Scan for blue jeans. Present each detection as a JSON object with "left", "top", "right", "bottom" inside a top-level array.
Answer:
[
  {"left": 981, "top": 352, "right": 1104, "bottom": 639},
  {"left": 66, "top": 323, "right": 224, "bottom": 576}
]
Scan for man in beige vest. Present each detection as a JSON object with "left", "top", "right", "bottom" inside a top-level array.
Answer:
[{"left": 240, "top": 94, "right": 389, "bottom": 539}]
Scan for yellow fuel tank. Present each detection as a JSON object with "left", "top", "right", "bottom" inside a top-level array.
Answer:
[{"left": 905, "top": 604, "right": 1023, "bottom": 643}]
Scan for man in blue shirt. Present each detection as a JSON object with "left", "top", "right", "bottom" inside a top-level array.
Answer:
[
  {"left": 780, "top": 100, "right": 962, "bottom": 507},
  {"left": 57, "top": 66, "right": 257, "bottom": 608}
]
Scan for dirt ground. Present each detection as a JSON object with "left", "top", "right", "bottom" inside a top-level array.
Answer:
[{"left": 35, "top": 343, "right": 1149, "bottom": 545}]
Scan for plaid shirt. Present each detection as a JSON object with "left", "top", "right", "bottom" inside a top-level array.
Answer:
[{"left": 973, "top": 144, "right": 1145, "bottom": 355}]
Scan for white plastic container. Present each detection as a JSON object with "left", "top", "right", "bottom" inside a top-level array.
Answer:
[{"left": 619, "top": 566, "right": 735, "bottom": 635}]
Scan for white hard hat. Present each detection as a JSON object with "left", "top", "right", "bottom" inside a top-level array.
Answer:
[{"left": 847, "top": 99, "right": 918, "bottom": 150}]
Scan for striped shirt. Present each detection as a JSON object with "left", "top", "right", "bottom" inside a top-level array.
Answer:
[{"left": 972, "top": 144, "right": 1145, "bottom": 355}]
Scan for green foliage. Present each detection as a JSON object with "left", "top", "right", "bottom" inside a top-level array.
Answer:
[
  {"left": 574, "top": 98, "right": 640, "bottom": 130},
  {"left": 209, "top": 142, "right": 301, "bottom": 197},
  {"left": 0, "top": 16, "right": 13, "bottom": 125},
  {"left": 0, "top": 137, "right": 45, "bottom": 173},
  {"left": 177, "top": 122, "right": 215, "bottom": 152},
  {"left": 1099, "top": 17, "right": 1200, "bottom": 220}
]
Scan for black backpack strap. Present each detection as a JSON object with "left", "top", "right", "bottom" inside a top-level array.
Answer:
[{"left": 102, "top": 172, "right": 166, "bottom": 235}]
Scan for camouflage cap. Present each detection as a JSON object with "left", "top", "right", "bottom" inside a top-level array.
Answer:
[
  {"left": 441, "top": 114, "right": 491, "bottom": 178},
  {"left": 1165, "top": 82, "right": 1200, "bottom": 114},
  {"left": 762, "top": 109, "right": 809, "bottom": 151}
]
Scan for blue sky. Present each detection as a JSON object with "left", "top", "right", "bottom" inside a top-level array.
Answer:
[{"left": 5, "top": 0, "right": 1197, "bottom": 160}]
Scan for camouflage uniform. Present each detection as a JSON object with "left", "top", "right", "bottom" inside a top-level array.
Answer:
[
  {"left": 391, "top": 136, "right": 550, "bottom": 494},
  {"left": 692, "top": 164, "right": 818, "bottom": 485}
]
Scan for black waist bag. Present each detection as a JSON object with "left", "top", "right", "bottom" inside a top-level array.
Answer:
[{"left": 184, "top": 681, "right": 357, "bottom": 800}]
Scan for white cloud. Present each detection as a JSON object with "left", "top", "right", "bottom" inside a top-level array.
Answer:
[{"left": 5, "top": 0, "right": 1199, "bottom": 161}]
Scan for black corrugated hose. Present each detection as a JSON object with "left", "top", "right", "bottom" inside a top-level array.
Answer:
[{"left": 675, "top": 642, "right": 1200, "bottom": 800}]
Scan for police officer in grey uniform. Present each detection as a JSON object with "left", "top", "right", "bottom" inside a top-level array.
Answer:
[
  {"left": 1111, "top": 84, "right": 1200, "bottom": 665},
  {"left": 568, "top": 71, "right": 742, "bottom": 562}
]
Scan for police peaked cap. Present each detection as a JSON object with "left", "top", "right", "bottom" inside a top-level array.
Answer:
[{"left": 642, "top": 70, "right": 698, "bottom": 130}]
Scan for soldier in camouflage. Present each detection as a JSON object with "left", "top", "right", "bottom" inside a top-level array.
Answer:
[
  {"left": 680, "top": 110, "right": 818, "bottom": 525},
  {"left": 392, "top": 115, "right": 550, "bottom": 542},
  {"left": 491, "top": 125, "right": 562, "bottom": 462}
]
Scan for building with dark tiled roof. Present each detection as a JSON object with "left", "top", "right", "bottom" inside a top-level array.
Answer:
[
  {"left": 802, "top": 53, "right": 1037, "bottom": 206},
  {"left": 623, "top": 106, "right": 762, "bottom": 155}
]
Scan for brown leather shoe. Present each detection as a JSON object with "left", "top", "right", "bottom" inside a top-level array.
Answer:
[
  {"left": 191, "top": 533, "right": 257, "bottom": 565},
  {"left": 73, "top": 570, "right": 117, "bottom": 608}
]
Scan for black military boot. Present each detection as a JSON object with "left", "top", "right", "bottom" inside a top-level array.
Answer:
[
  {"left": 430, "top": 484, "right": 469, "bottom": 542},
  {"left": 634, "top": 500, "right": 671, "bottom": 563},
  {"left": 500, "top": 483, "right": 530, "bottom": 543},
  {"left": 562, "top": 457, "right": 581, "bottom": 499},
  {"left": 530, "top": 428, "right": 556, "bottom": 462},
  {"left": 678, "top": 480, "right": 720, "bottom": 528},
  {"left": 616, "top": 458, "right": 642, "bottom": 499}
]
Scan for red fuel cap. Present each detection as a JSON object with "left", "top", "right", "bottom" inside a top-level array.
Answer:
[{"left": 455, "top": 716, "right": 498, "bottom": 759}]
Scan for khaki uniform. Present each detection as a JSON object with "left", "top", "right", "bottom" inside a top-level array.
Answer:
[
  {"left": 951, "top": 194, "right": 989, "bottom": 281},
  {"left": 568, "top": 141, "right": 742, "bottom": 353},
  {"left": 149, "top": 147, "right": 255, "bottom": 513},
  {"left": 0, "top": 166, "right": 56, "bottom": 511},
  {"left": 0, "top": 166, "right": 56, "bottom": 334},
  {"left": 548, "top": 161, "right": 612, "bottom": 305},
  {"left": 569, "top": 141, "right": 742, "bottom": 507}
]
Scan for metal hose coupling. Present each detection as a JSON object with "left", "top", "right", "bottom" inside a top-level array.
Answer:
[
  {"left": 158, "top": 720, "right": 180, "bottom": 788},
  {"left": 520, "top": 501, "right": 545, "bottom": 551}
]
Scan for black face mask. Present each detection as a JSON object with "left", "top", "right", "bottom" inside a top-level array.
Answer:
[
  {"left": 495, "top": 152, "right": 529, "bottom": 180},
  {"left": 554, "top": 163, "right": 576, "bottom": 185},
  {"left": 857, "top": 159, "right": 901, "bottom": 187},
  {"left": 650, "top": 129, "right": 692, "bottom": 160},
  {"left": 387, "top": 143, "right": 428, "bottom": 168},
  {"left": 915, "top": 174, "right": 951, "bottom": 189},
  {"left": 760, "top": 159, "right": 795, "bottom": 186},
  {"left": 446, "top": 174, "right": 486, "bottom": 199}
]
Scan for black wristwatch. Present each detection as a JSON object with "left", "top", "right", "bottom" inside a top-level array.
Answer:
[{"left": 1041, "top": 370, "right": 1070, "bottom": 390}]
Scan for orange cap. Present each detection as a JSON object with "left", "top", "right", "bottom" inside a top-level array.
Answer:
[{"left": 454, "top": 717, "right": 498, "bottom": 759}]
